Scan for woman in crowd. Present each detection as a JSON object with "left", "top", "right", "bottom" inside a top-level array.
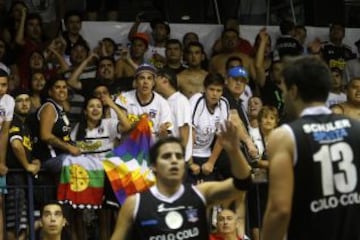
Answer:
[
  {"left": 34, "top": 77, "right": 80, "bottom": 172},
  {"left": 69, "top": 95, "right": 131, "bottom": 240},
  {"left": 248, "top": 105, "right": 279, "bottom": 240},
  {"left": 29, "top": 71, "right": 46, "bottom": 112}
]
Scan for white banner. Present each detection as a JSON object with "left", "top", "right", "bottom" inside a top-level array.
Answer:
[{"left": 80, "top": 22, "right": 360, "bottom": 57}]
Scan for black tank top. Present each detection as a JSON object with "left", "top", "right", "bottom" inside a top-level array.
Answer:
[
  {"left": 133, "top": 184, "right": 209, "bottom": 240},
  {"left": 287, "top": 113, "right": 360, "bottom": 240},
  {"left": 33, "top": 99, "right": 72, "bottom": 161}
]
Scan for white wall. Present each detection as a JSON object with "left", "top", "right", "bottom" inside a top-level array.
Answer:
[{"left": 80, "top": 22, "right": 360, "bottom": 56}]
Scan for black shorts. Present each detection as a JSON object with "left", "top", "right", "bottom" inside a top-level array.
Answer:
[{"left": 247, "top": 183, "right": 268, "bottom": 229}]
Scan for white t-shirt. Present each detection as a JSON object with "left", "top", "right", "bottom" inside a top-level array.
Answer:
[
  {"left": 167, "top": 91, "right": 193, "bottom": 161},
  {"left": 240, "top": 85, "right": 253, "bottom": 112},
  {"left": 115, "top": 90, "right": 173, "bottom": 140},
  {"left": 326, "top": 92, "right": 347, "bottom": 107},
  {"left": 0, "top": 94, "right": 15, "bottom": 131},
  {"left": 248, "top": 126, "right": 264, "bottom": 157},
  {"left": 190, "top": 93, "right": 229, "bottom": 158},
  {"left": 71, "top": 118, "right": 119, "bottom": 160}
]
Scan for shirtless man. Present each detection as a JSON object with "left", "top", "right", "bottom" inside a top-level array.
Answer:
[
  {"left": 115, "top": 32, "right": 148, "bottom": 79},
  {"left": 331, "top": 77, "right": 360, "bottom": 120},
  {"left": 177, "top": 42, "right": 208, "bottom": 98},
  {"left": 209, "top": 29, "right": 255, "bottom": 80}
]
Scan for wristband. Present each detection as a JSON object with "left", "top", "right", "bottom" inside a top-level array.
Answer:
[{"left": 233, "top": 174, "right": 252, "bottom": 191}]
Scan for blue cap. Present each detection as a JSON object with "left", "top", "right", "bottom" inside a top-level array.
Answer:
[
  {"left": 227, "top": 66, "right": 248, "bottom": 80},
  {"left": 135, "top": 63, "right": 157, "bottom": 77}
]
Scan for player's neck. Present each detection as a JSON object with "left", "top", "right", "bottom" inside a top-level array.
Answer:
[
  {"left": 156, "top": 181, "right": 182, "bottom": 197},
  {"left": 42, "top": 234, "right": 62, "bottom": 240}
]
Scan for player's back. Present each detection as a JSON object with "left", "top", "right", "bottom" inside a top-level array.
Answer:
[{"left": 287, "top": 112, "right": 360, "bottom": 240}]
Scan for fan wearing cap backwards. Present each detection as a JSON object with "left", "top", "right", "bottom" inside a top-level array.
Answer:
[
  {"left": 128, "top": 14, "right": 170, "bottom": 68},
  {"left": 115, "top": 63, "right": 173, "bottom": 140}
]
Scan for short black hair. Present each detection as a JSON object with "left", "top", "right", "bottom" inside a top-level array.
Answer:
[
  {"left": 0, "top": 69, "right": 9, "bottom": 78},
  {"left": 279, "top": 19, "right": 295, "bottom": 35},
  {"left": 149, "top": 137, "right": 184, "bottom": 165},
  {"left": 40, "top": 200, "right": 64, "bottom": 217},
  {"left": 221, "top": 28, "right": 239, "bottom": 39},
  {"left": 71, "top": 41, "right": 90, "bottom": 53},
  {"left": 157, "top": 68, "right": 178, "bottom": 89},
  {"left": 166, "top": 39, "right": 183, "bottom": 50},
  {"left": 225, "top": 56, "right": 243, "bottom": 70},
  {"left": 26, "top": 13, "right": 43, "bottom": 27},
  {"left": 204, "top": 73, "right": 225, "bottom": 88},
  {"left": 283, "top": 56, "right": 331, "bottom": 103},
  {"left": 150, "top": 18, "right": 171, "bottom": 34},
  {"left": 184, "top": 41, "right": 205, "bottom": 54},
  {"left": 64, "top": 10, "right": 83, "bottom": 24},
  {"left": 97, "top": 56, "right": 116, "bottom": 66}
]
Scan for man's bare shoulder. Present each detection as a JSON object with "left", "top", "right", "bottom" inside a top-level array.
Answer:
[{"left": 268, "top": 126, "right": 294, "bottom": 156}]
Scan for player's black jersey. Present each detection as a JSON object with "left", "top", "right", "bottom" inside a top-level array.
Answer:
[
  {"left": 287, "top": 113, "right": 360, "bottom": 240},
  {"left": 133, "top": 184, "right": 209, "bottom": 240}
]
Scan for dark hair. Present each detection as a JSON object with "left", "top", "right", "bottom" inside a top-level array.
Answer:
[
  {"left": 71, "top": 41, "right": 90, "bottom": 53},
  {"left": 279, "top": 19, "right": 295, "bottom": 35},
  {"left": 97, "top": 56, "right": 115, "bottom": 66},
  {"left": 149, "top": 137, "right": 184, "bottom": 165},
  {"left": 44, "top": 76, "right": 66, "bottom": 98},
  {"left": 225, "top": 56, "right": 243, "bottom": 70},
  {"left": 150, "top": 18, "right": 171, "bottom": 34},
  {"left": 221, "top": 28, "right": 239, "bottom": 39},
  {"left": 166, "top": 39, "right": 183, "bottom": 50},
  {"left": 29, "top": 50, "right": 45, "bottom": 71},
  {"left": 26, "top": 13, "right": 43, "bottom": 27},
  {"left": 157, "top": 68, "right": 177, "bottom": 89},
  {"left": 0, "top": 69, "right": 9, "bottom": 78},
  {"left": 330, "top": 22, "right": 345, "bottom": 32},
  {"left": 203, "top": 73, "right": 225, "bottom": 88},
  {"left": 75, "top": 96, "right": 103, "bottom": 140},
  {"left": 223, "top": 17, "right": 239, "bottom": 28},
  {"left": 40, "top": 200, "right": 64, "bottom": 217},
  {"left": 102, "top": 37, "right": 117, "bottom": 50},
  {"left": 64, "top": 10, "right": 83, "bottom": 24},
  {"left": 184, "top": 41, "right": 205, "bottom": 55},
  {"left": 282, "top": 56, "right": 331, "bottom": 103},
  {"left": 182, "top": 32, "right": 199, "bottom": 45}
]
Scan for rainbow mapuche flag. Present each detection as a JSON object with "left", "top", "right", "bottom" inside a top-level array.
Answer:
[
  {"left": 57, "top": 155, "right": 105, "bottom": 209},
  {"left": 102, "top": 115, "right": 156, "bottom": 204}
]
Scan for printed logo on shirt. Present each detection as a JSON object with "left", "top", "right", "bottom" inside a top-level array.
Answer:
[
  {"left": 185, "top": 208, "right": 198, "bottom": 223},
  {"left": 149, "top": 109, "right": 157, "bottom": 118},
  {"left": 9, "top": 126, "right": 20, "bottom": 133}
]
